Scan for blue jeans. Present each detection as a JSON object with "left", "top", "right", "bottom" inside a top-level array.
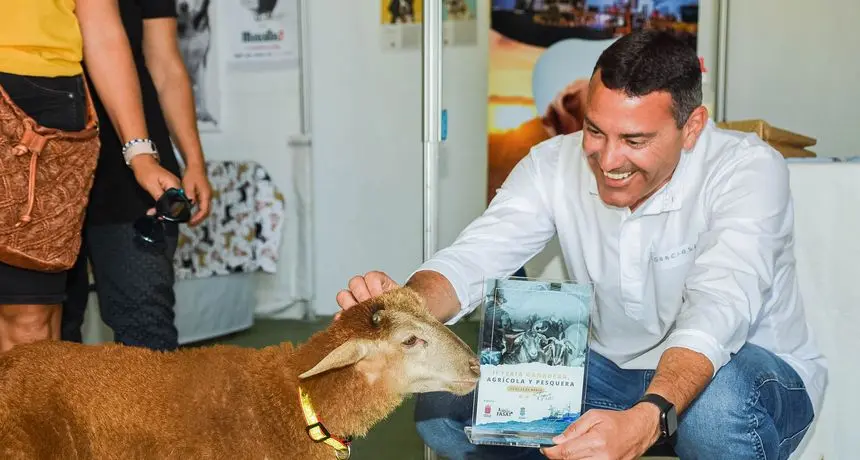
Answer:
[{"left": 415, "top": 343, "right": 814, "bottom": 460}]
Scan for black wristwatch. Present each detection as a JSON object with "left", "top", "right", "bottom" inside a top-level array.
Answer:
[{"left": 637, "top": 393, "right": 678, "bottom": 441}]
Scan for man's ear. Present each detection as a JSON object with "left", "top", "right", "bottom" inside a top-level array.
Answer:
[
  {"left": 299, "top": 339, "right": 376, "bottom": 379},
  {"left": 682, "top": 105, "right": 708, "bottom": 151}
]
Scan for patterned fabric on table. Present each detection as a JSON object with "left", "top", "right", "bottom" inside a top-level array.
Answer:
[{"left": 174, "top": 161, "right": 285, "bottom": 280}]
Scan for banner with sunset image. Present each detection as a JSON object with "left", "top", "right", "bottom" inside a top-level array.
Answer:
[{"left": 486, "top": 0, "right": 701, "bottom": 204}]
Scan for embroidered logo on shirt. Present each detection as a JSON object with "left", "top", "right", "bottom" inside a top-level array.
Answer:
[{"left": 650, "top": 243, "right": 697, "bottom": 264}]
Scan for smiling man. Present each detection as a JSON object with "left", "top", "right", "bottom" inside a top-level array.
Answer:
[{"left": 335, "top": 30, "right": 826, "bottom": 460}]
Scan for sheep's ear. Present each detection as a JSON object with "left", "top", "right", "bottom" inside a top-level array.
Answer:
[{"left": 298, "top": 339, "right": 375, "bottom": 379}]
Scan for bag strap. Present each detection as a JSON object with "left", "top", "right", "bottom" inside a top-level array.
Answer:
[
  {"left": 12, "top": 123, "right": 46, "bottom": 226},
  {"left": 79, "top": 75, "right": 99, "bottom": 133}
]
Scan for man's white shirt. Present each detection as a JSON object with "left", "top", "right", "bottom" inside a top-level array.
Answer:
[{"left": 416, "top": 120, "right": 827, "bottom": 415}]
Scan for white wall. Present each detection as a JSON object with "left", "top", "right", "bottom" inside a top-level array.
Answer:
[
  {"left": 723, "top": 0, "right": 860, "bottom": 157},
  {"left": 307, "top": 1, "right": 490, "bottom": 315},
  {"left": 197, "top": 1, "right": 311, "bottom": 319}
]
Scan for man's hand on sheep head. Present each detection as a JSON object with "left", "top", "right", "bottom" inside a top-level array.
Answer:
[{"left": 335, "top": 271, "right": 400, "bottom": 320}]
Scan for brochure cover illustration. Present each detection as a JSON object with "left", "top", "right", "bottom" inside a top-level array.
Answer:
[{"left": 467, "top": 277, "right": 592, "bottom": 448}]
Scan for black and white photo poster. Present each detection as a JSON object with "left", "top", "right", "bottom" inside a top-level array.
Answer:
[
  {"left": 176, "top": 0, "right": 221, "bottom": 132},
  {"left": 223, "top": 0, "right": 300, "bottom": 71}
]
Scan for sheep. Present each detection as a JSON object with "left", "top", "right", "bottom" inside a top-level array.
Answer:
[{"left": 0, "top": 287, "right": 479, "bottom": 459}]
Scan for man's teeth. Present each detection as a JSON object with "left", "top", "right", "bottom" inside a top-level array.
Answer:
[{"left": 604, "top": 171, "right": 632, "bottom": 180}]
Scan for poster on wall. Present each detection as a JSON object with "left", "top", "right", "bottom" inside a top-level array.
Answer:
[
  {"left": 176, "top": 0, "right": 221, "bottom": 132},
  {"left": 380, "top": 0, "right": 479, "bottom": 50},
  {"left": 222, "top": 0, "right": 300, "bottom": 71},
  {"left": 443, "top": 0, "right": 479, "bottom": 46},
  {"left": 486, "top": 0, "right": 701, "bottom": 204}
]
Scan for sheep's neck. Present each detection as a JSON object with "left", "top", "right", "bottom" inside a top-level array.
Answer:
[{"left": 291, "top": 345, "right": 404, "bottom": 439}]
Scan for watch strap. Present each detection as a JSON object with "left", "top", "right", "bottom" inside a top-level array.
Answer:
[
  {"left": 122, "top": 138, "right": 160, "bottom": 166},
  {"left": 638, "top": 393, "right": 672, "bottom": 411},
  {"left": 637, "top": 393, "right": 677, "bottom": 439}
]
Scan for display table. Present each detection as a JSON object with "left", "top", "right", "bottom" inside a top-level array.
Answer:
[{"left": 782, "top": 159, "right": 860, "bottom": 459}]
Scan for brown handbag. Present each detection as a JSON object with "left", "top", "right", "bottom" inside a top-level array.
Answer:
[{"left": 0, "top": 79, "right": 101, "bottom": 272}]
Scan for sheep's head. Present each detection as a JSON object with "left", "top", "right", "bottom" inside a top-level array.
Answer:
[{"left": 298, "top": 287, "right": 479, "bottom": 396}]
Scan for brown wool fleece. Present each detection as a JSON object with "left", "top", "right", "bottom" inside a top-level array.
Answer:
[{"left": 0, "top": 289, "right": 443, "bottom": 460}]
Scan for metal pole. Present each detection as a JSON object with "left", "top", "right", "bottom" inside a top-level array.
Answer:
[
  {"left": 294, "top": 0, "right": 316, "bottom": 320},
  {"left": 422, "top": 0, "right": 443, "bottom": 262},
  {"left": 715, "top": 0, "right": 730, "bottom": 122},
  {"left": 297, "top": 0, "right": 312, "bottom": 136},
  {"left": 422, "top": 2, "right": 443, "bottom": 458}
]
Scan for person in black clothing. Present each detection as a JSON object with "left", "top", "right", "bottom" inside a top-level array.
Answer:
[
  {"left": 62, "top": 0, "right": 212, "bottom": 351},
  {"left": 0, "top": 0, "right": 184, "bottom": 353}
]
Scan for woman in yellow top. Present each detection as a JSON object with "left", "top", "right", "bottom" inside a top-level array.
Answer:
[{"left": 0, "top": 0, "right": 182, "bottom": 352}]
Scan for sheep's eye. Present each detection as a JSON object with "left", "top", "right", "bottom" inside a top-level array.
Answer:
[
  {"left": 371, "top": 311, "right": 382, "bottom": 327},
  {"left": 402, "top": 335, "right": 419, "bottom": 347}
]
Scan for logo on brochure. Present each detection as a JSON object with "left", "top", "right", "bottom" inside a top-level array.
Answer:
[
  {"left": 520, "top": 407, "right": 526, "bottom": 417},
  {"left": 484, "top": 403, "right": 492, "bottom": 416}
]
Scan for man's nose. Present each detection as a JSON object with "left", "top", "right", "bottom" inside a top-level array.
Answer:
[{"left": 596, "top": 144, "right": 627, "bottom": 172}]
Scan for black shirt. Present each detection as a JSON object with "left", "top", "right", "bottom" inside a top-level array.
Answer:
[{"left": 84, "top": 0, "right": 183, "bottom": 225}]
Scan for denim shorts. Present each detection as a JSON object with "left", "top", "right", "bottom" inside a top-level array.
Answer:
[{"left": 0, "top": 72, "right": 88, "bottom": 305}]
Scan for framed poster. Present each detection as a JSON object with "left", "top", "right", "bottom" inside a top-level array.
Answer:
[
  {"left": 380, "top": 0, "right": 480, "bottom": 50},
  {"left": 223, "top": 0, "right": 300, "bottom": 71}
]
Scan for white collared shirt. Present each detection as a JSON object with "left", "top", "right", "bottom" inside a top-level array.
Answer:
[{"left": 416, "top": 120, "right": 827, "bottom": 415}]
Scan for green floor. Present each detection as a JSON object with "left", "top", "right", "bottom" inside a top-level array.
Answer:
[{"left": 191, "top": 317, "right": 482, "bottom": 460}]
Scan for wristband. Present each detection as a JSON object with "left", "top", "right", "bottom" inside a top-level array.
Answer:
[{"left": 122, "top": 138, "right": 160, "bottom": 166}]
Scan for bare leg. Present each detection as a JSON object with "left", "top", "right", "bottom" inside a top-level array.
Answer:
[{"left": 0, "top": 305, "right": 61, "bottom": 353}]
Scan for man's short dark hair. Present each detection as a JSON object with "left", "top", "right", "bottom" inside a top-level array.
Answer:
[{"left": 593, "top": 30, "right": 702, "bottom": 128}]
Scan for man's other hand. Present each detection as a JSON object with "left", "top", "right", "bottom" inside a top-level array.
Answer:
[{"left": 540, "top": 404, "right": 660, "bottom": 460}]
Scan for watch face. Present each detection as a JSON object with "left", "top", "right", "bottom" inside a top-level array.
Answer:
[{"left": 665, "top": 408, "right": 678, "bottom": 436}]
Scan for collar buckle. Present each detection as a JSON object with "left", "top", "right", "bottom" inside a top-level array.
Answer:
[{"left": 306, "top": 421, "right": 331, "bottom": 443}]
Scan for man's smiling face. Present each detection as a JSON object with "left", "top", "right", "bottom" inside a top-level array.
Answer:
[{"left": 582, "top": 70, "right": 700, "bottom": 211}]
